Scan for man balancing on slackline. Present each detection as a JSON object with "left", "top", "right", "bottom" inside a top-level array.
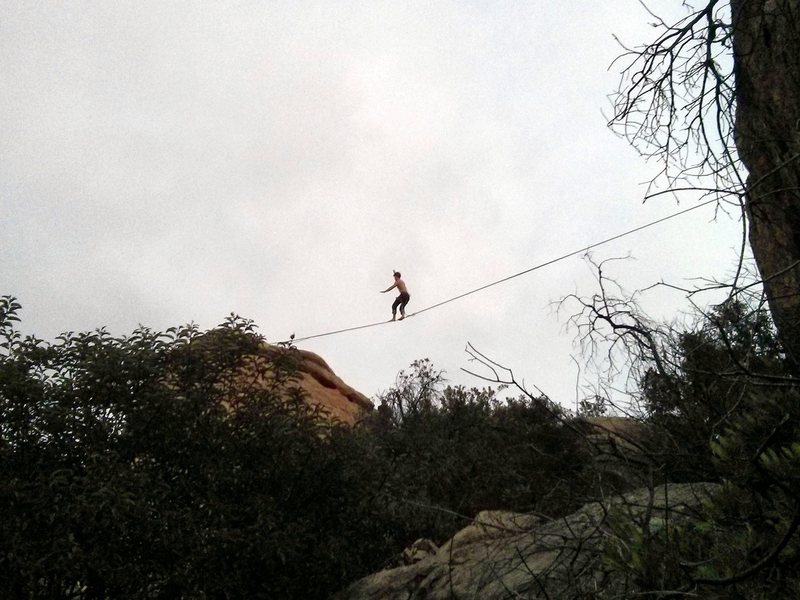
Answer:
[{"left": 381, "top": 271, "right": 411, "bottom": 321}]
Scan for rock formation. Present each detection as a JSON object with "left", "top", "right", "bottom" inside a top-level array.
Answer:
[
  {"left": 335, "top": 482, "right": 718, "bottom": 599},
  {"left": 281, "top": 345, "right": 374, "bottom": 424},
  {"left": 183, "top": 329, "right": 373, "bottom": 424},
  {"left": 238, "top": 343, "right": 373, "bottom": 424}
]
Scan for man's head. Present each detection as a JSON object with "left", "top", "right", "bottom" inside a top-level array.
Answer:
[{"left": 393, "top": 271, "right": 401, "bottom": 279}]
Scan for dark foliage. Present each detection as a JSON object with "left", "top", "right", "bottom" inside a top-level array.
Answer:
[
  {"left": 0, "top": 298, "right": 597, "bottom": 598},
  {"left": 632, "top": 300, "right": 800, "bottom": 596},
  {"left": 365, "top": 359, "right": 595, "bottom": 543},
  {"left": 0, "top": 298, "right": 394, "bottom": 599},
  {"left": 640, "top": 301, "right": 792, "bottom": 483}
]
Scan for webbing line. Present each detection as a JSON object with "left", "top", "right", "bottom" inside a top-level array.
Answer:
[{"left": 284, "top": 199, "right": 717, "bottom": 344}]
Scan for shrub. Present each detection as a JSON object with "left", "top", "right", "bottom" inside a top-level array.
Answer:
[{"left": 0, "top": 298, "right": 393, "bottom": 598}]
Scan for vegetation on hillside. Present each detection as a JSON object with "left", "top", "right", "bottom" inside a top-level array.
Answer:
[
  {"left": 565, "top": 281, "right": 800, "bottom": 596},
  {"left": 5, "top": 289, "right": 800, "bottom": 598},
  {"left": 5, "top": 287, "right": 798, "bottom": 598},
  {"left": 3, "top": 1, "right": 798, "bottom": 597},
  {"left": 0, "top": 299, "right": 383, "bottom": 598},
  {"left": 0, "top": 296, "right": 602, "bottom": 599}
]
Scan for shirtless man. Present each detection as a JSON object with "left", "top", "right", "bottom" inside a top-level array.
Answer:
[{"left": 381, "top": 271, "right": 410, "bottom": 321}]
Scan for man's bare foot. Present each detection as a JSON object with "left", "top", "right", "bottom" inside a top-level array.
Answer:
[{"left": 399, "top": 315, "right": 405, "bottom": 321}]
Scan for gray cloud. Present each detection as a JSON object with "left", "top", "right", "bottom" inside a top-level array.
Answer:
[{"left": 2, "top": 1, "right": 744, "bottom": 406}]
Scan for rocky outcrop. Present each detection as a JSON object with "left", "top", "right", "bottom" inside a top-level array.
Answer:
[
  {"left": 579, "top": 416, "right": 645, "bottom": 443},
  {"left": 401, "top": 539, "right": 439, "bottom": 565},
  {"left": 285, "top": 346, "right": 373, "bottom": 424},
  {"left": 335, "top": 482, "right": 718, "bottom": 599},
  {"left": 244, "top": 343, "right": 373, "bottom": 424},
  {"left": 185, "top": 330, "right": 373, "bottom": 424}
]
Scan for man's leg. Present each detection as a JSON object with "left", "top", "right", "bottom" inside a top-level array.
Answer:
[{"left": 399, "top": 293, "right": 410, "bottom": 319}]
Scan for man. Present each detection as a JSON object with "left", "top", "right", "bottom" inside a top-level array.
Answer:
[{"left": 381, "top": 271, "right": 410, "bottom": 321}]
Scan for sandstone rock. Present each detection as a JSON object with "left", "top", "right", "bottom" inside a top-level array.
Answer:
[
  {"left": 579, "top": 416, "right": 646, "bottom": 449},
  {"left": 335, "top": 482, "right": 718, "bottom": 599},
  {"left": 287, "top": 346, "right": 373, "bottom": 424},
  {"left": 402, "top": 539, "right": 438, "bottom": 565},
  {"left": 577, "top": 416, "right": 652, "bottom": 484},
  {"left": 203, "top": 335, "right": 373, "bottom": 425}
]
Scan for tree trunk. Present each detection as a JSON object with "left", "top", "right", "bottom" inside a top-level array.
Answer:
[{"left": 731, "top": 0, "right": 800, "bottom": 365}]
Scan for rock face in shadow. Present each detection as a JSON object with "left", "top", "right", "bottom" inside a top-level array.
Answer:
[{"left": 335, "top": 482, "right": 718, "bottom": 599}]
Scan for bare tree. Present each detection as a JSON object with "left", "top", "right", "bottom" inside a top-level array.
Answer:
[{"left": 609, "top": 0, "right": 800, "bottom": 365}]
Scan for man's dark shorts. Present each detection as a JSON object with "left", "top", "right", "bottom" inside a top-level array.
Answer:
[{"left": 392, "top": 292, "right": 410, "bottom": 313}]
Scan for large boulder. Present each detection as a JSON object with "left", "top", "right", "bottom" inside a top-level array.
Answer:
[{"left": 335, "top": 482, "right": 718, "bottom": 599}]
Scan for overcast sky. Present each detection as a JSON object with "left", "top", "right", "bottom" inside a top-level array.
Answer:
[{"left": 2, "top": 1, "right": 745, "bottom": 410}]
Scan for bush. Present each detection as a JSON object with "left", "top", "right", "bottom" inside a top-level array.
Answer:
[
  {"left": 0, "top": 298, "right": 601, "bottom": 597},
  {"left": 621, "top": 300, "right": 800, "bottom": 597},
  {"left": 0, "top": 298, "right": 396, "bottom": 599},
  {"left": 366, "top": 359, "right": 594, "bottom": 543}
]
